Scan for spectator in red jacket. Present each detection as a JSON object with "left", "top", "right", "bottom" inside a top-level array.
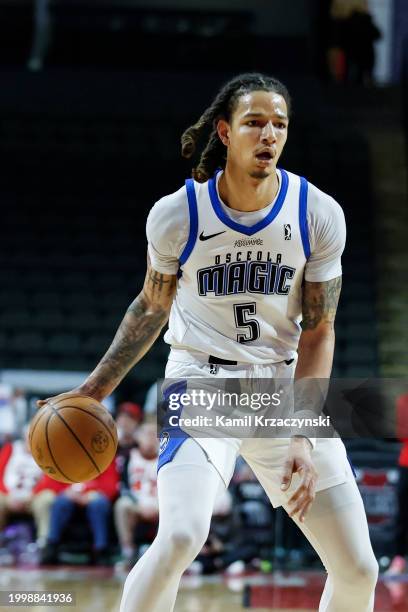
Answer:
[
  {"left": 40, "top": 459, "right": 119, "bottom": 565},
  {"left": 0, "top": 427, "right": 43, "bottom": 541},
  {"left": 114, "top": 423, "right": 158, "bottom": 569},
  {"left": 115, "top": 401, "right": 142, "bottom": 488},
  {"left": 387, "top": 393, "right": 408, "bottom": 575}
]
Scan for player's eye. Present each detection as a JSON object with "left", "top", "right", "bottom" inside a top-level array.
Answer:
[
  {"left": 275, "top": 122, "right": 287, "bottom": 130},
  {"left": 246, "top": 120, "right": 259, "bottom": 127}
]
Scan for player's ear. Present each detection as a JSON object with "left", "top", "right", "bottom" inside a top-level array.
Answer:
[{"left": 217, "top": 119, "right": 230, "bottom": 147}]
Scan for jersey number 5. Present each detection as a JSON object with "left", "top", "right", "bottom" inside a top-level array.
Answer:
[{"left": 233, "top": 302, "right": 260, "bottom": 343}]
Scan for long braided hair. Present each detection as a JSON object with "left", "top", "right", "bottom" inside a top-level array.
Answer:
[{"left": 181, "top": 73, "right": 291, "bottom": 183}]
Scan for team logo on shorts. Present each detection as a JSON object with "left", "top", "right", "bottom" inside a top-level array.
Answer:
[
  {"left": 159, "top": 432, "right": 170, "bottom": 454},
  {"left": 284, "top": 224, "right": 291, "bottom": 240}
]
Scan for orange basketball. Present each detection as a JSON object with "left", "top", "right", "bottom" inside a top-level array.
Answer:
[{"left": 29, "top": 395, "right": 118, "bottom": 483}]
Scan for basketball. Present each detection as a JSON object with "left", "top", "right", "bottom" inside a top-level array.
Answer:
[{"left": 29, "top": 395, "right": 118, "bottom": 483}]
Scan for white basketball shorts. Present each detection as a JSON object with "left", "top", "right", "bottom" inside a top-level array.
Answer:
[{"left": 158, "top": 348, "right": 351, "bottom": 508}]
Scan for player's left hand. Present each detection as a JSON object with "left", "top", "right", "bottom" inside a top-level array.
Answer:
[{"left": 280, "top": 436, "right": 318, "bottom": 523}]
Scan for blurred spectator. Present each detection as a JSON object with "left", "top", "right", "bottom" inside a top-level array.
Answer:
[
  {"left": 143, "top": 382, "right": 158, "bottom": 416},
  {"left": 11, "top": 389, "right": 28, "bottom": 438},
  {"left": 328, "top": 0, "right": 381, "bottom": 85},
  {"left": 32, "top": 475, "right": 69, "bottom": 549},
  {"left": 0, "top": 384, "right": 15, "bottom": 443},
  {"left": 0, "top": 384, "right": 27, "bottom": 443},
  {"left": 115, "top": 401, "right": 142, "bottom": 496},
  {"left": 233, "top": 456, "right": 257, "bottom": 483},
  {"left": 114, "top": 401, "right": 142, "bottom": 559},
  {"left": 387, "top": 393, "right": 408, "bottom": 575},
  {"left": 343, "top": 3, "right": 381, "bottom": 85},
  {"left": 114, "top": 423, "right": 158, "bottom": 568},
  {"left": 0, "top": 426, "right": 43, "bottom": 542},
  {"left": 116, "top": 401, "right": 142, "bottom": 460},
  {"left": 40, "top": 460, "right": 119, "bottom": 565},
  {"left": 327, "top": 0, "right": 349, "bottom": 83}
]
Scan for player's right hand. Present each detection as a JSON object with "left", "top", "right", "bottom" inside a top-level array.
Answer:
[
  {"left": 36, "top": 388, "right": 88, "bottom": 409},
  {"left": 280, "top": 436, "right": 318, "bottom": 523}
]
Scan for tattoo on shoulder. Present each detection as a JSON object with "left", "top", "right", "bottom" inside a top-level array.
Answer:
[
  {"left": 143, "top": 253, "right": 177, "bottom": 300},
  {"left": 301, "top": 276, "right": 342, "bottom": 331},
  {"left": 147, "top": 268, "right": 175, "bottom": 296}
]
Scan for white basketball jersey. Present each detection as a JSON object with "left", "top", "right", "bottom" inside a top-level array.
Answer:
[
  {"left": 128, "top": 449, "right": 157, "bottom": 502},
  {"left": 164, "top": 168, "right": 311, "bottom": 363}
]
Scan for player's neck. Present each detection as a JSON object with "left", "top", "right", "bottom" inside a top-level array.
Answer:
[{"left": 218, "top": 165, "right": 279, "bottom": 212}]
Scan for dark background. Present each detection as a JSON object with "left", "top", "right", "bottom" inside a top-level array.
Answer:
[
  {"left": 0, "top": 0, "right": 407, "bottom": 568},
  {"left": 0, "top": 0, "right": 407, "bottom": 404}
]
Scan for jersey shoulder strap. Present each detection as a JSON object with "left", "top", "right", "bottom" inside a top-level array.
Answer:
[
  {"left": 179, "top": 178, "right": 199, "bottom": 265},
  {"left": 298, "top": 176, "right": 311, "bottom": 259}
]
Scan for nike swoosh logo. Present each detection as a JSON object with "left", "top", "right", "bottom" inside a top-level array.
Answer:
[{"left": 199, "top": 230, "right": 226, "bottom": 241}]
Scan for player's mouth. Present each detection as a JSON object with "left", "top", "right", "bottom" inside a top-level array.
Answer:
[{"left": 254, "top": 149, "right": 275, "bottom": 165}]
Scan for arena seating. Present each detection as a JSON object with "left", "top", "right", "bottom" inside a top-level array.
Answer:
[{"left": 0, "top": 72, "right": 381, "bottom": 389}]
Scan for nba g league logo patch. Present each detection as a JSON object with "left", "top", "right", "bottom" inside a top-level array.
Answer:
[
  {"left": 284, "top": 224, "right": 291, "bottom": 240},
  {"left": 159, "top": 431, "right": 170, "bottom": 454}
]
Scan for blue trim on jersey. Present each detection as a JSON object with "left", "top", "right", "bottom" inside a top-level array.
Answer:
[
  {"left": 208, "top": 169, "right": 289, "bottom": 236},
  {"left": 299, "top": 177, "right": 311, "bottom": 259},
  {"left": 179, "top": 179, "right": 199, "bottom": 265},
  {"left": 157, "top": 380, "right": 190, "bottom": 472}
]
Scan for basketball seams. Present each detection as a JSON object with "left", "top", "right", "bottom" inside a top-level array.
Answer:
[
  {"left": 45, "top": 412, "right": 75, "bottom": 483},
  {"left": 29, "top": 408, "right": 47, "bottom": 441},
  {"left": 50, "top": 394, "right": 102, "bottom": 407},
  {"left": 49, "top": 404, "right": 104, "bottom": 475},
  {"left": 55, "top": 405, "right": 117, "bottom": 446}
]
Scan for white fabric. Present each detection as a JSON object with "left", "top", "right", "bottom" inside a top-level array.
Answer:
[
  {"left": 3, "top": 440, "right": 42, "bottom": 495},
  {"left": 146, "top": 169, "right": 346, "bottom": 281},
  {"left": 165, "top": 169, "right": 306, "bottom": 363},
  {"left": 120, "top": 439, "right": 377, "bottom": 612},
  {"left": 146, "top": 169, "right": 346, "bottom": 364},
  {"left": 303, "top": 181, "right": 346, "bottom": 282},
  {"left": 162, "top": 353, "right": 351, "bottom": 503},
  {"left": 282, "top": 467, "right": 378, "bottom": 611},
  {"left": 120, "top": 440, "right": 221, "bottom": 612}
]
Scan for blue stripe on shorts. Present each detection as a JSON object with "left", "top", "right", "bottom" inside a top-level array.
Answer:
[{"left": 157, "top": 379, "right": 190, "bottom": 472}]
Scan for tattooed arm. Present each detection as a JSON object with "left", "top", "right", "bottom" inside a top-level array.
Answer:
[
  {"left": 280, "top": 276, "right": 342, "bottom": 520},
  {"left": 288, "top": 276, "right": 342, "bottom": 445},
  {"left": 296, "top": 275, "right": 342, "bottom": 379},
  {"left": 37, "top": 254, "right": 177, "bottom": 405},
  {"left": 291, "top": 276, "right": 342, "bottom": 437}
]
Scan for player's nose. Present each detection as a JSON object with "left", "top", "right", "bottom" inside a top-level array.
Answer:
[{"left": 260, "top": 121, "right": 276, "bottom": 144}]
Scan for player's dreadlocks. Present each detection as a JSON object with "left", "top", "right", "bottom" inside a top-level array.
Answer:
[{"left": 181, "top": 73, "right": 291, "bottom": 183}]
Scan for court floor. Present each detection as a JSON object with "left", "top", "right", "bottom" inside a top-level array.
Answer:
[{"left": 0, "top": 567, "right": 407, "bottom": 611}]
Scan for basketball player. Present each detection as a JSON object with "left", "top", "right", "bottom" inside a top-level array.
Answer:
[{"left": 38, "top": 74, "right": 378, "bottom": 611}]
